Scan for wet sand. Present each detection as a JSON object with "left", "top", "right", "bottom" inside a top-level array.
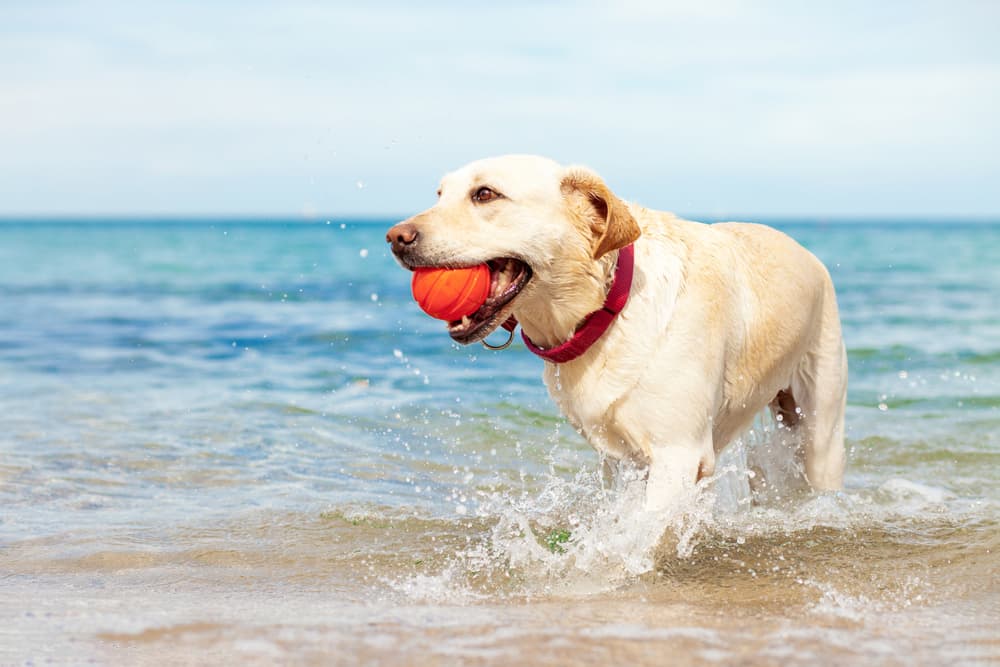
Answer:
[{"left": 3, "top": 498, "right": 997, "bottom": 666}]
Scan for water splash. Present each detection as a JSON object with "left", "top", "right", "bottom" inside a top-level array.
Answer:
[
  {"left": 389, "top": 411, "right": 984, "bottom": 604},
  {"left": 389, "top": 416, "right": 791, "bottom": 598}
]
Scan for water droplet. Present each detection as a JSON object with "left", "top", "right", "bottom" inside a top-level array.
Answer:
[{"left": 359, "top": 248, "right": 369, "bottom": 258}]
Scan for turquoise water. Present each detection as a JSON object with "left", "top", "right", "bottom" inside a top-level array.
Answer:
[{"left": 1, "top": 219, "right": 998, "bottom": 664}]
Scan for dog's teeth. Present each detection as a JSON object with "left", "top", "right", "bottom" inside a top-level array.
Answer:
[{"left": 461, "top": 315, "right": 471, "bottom": 326}]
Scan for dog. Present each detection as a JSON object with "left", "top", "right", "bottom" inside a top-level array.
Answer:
[{"left": 386, "top": 155, "right": 847, "bottom": 510}]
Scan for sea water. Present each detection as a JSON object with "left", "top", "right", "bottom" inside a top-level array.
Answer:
[{"left": 0, "top": 219, "right": 997, "bottom": 665}]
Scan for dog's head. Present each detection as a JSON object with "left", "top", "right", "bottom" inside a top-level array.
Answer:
[{"left": 386, "top": 155, "right": 640, "bottom": 344}]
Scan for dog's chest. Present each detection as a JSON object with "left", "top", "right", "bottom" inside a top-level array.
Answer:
[
  {"left": 542, "top": 361, "right": 639, "bottom": 459},
  {"left": 536, "top": 234, "right": 686, "bottom": 461}
]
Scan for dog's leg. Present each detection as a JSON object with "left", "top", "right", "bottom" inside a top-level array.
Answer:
[
  {"left": 790, "top": 295, "right": 848, "bottom": 490},
  {"left": 644, "top": 437, "right": 713, "bottom": 512}
]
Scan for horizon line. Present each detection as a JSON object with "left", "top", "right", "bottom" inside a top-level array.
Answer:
[{"left": 1, "top": 214, "right": 999, "bottom": 225}]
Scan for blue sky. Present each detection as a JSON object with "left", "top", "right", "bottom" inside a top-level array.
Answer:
[{"left": 1, "top": 1, "right": 998, "bottom": 218}]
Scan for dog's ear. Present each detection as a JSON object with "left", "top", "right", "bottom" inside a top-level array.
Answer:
[{"left": 561, "top": 167, "right": 641, "bottom": 259}]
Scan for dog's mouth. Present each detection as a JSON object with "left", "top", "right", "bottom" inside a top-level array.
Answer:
[{"left": 447, "top": 258, "right": 532, "bottom": 344}]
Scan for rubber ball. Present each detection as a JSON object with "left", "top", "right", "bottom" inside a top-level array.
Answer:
[{"left": 411, "top": 264, "right": 490, "bottom": 321}]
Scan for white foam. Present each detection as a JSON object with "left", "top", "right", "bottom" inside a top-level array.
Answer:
[
  {"left": 878, "top": 478, "right": 956, "bottom": 504},
  {"left": 389, "top": 565, "right": 485, "bottom": 604}
]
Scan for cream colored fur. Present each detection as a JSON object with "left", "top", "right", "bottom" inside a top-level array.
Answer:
[{"left": 391, "top": 155, "right": 847, "bottom": 510}]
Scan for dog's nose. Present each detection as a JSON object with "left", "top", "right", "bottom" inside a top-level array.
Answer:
[{"left": 386, "top": 222, "right": 419, "bottom": 254}]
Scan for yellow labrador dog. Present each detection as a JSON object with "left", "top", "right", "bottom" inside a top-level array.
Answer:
[{"left": 386, "top": 155, "right": 847, "bottom": 511}]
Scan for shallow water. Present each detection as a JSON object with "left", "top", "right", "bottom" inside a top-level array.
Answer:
[{"left": 1, "top": 219, "right": 998, "bottom": 665}]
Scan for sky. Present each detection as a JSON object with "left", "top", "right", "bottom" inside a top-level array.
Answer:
[{"left": 1, "top": 1, "right": 998, "bottom": 219}]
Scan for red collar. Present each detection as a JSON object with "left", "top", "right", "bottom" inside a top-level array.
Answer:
[{"left": 502, "top": 244, "right": 634, "bottom": 363}]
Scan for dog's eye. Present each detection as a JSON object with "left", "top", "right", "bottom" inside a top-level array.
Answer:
[{"left": 472, "top": 187, "right": 500, "bottom": 203}]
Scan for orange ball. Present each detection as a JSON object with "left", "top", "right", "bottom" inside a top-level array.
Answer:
[{"left": 411, "top": 264, "right": 490, "bottom": 321}]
